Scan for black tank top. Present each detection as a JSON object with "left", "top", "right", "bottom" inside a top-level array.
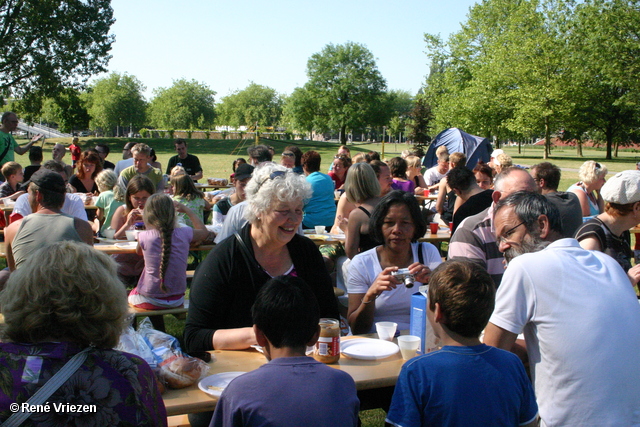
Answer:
[{"left": 357, "top": 206, "right": 378, "bottom": 253}]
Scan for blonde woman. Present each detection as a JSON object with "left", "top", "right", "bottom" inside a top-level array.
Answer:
[
  {"left": 567, "top": 160, "right": 607, "bottom": 216},
  {"left": 405, "top": 155, "right": 427, "bottom": 195}
]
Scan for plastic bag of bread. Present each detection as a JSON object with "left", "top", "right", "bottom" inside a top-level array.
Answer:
[
  {"left": 207, "top": 177, "right": 228, "bottom": 187},
  {"left": 116, "top": 318, "right": 212, "bottom": 389}
]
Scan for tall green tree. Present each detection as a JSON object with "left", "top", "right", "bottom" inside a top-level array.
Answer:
[
  {"left": 39, "top": 88, "right": 90, "bottom": 133},
  {"left": 86, "top": 72, "right": 146, "bottom": 136},
  {"left": 565, "top": 0, "right": 640, "bottom": 159},
  {"left": 147, "top": 79, "right": 216, "bottom": 130},
  {"left": 0, "top": 0, "right": 114, "bottom": 101},
  {"left": 303, "top": 42, "right": 387, "bottom": 144},
  {"left": 282, "top": 87, "right": 318, "bottom": 138},
  {"left": 424, "top": 0, "right": 575, "bottom": 157},
  {"left": 216, "top": 83, "right": 283, "bottom": 128},
  {"left": 406, "top": 96, "right": 433, "bottom": 144}
]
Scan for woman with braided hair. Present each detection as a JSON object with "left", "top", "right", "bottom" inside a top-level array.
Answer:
[{"left": 128, "top": 193, "right": 209, "bottom": 312}]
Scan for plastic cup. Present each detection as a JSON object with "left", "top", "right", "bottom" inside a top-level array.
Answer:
[
  {"left": 397, "top": 335, "right": 421, "bottom": 360},
  {"left": 334, "top": 190, "right": 341, "bottom": 199},
  {"left": 429, "top": 222, "right": 439, "bottom": 234},
  {"left": 103, "top": 228, "right": 115, "bottom": 239},
  {"left": 376, "top": 321, "right": 397, "bottom": 342},
  {"left": 125, "top": 230, "right": 136, "bottom": 241},
  {"left": 424, "top": 188, "right": 430, "bottom": 196},
  {"left": 315, "top": 225, "right": 326, "bottom": 234},
  {"left": 449, "top": 222, "right": 454, "bottom": 233}
]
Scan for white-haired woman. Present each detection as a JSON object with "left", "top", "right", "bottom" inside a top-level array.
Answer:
[
  {"left": 567, "top": 160, "right": 607, "bottom": 216},
  {"left": 184, "top": 164, "right": 340, "bottom": 353}
]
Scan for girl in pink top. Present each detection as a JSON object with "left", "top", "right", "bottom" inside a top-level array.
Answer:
[{"left": 128, "top": 194, "right": 210, "bottom": 310}]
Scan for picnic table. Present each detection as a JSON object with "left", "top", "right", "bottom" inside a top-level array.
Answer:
[
  {"left": 162, "top": 334, "right": 406, "bottom": 417},
  {"left": 93, "top": 241, "right": 215, "bottom": 255}
]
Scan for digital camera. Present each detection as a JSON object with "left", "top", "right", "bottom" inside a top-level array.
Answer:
[{"left": 391, "top": 268, "right": 415, "bottom": 288}]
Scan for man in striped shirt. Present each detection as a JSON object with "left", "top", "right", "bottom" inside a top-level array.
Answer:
[{"left": 447, "top": 167, "right": 536, "bottom": 287}]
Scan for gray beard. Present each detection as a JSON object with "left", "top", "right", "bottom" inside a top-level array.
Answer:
[{"left": 504, "top": 234, "right": 550, "bottom": 264}]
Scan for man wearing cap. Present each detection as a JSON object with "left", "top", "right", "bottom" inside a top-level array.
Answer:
[
  {"left": 485, "top": 191, "right": 640, "bottom": 426},
  {"left": 166, "top": 139, "right": 203, "bottom": 181},
  {"left": 0, "top": 169, "right": 93, "bottom": 287},
  {"left": 574, "top": 169, "right": 640, "bottom": 286},
  {"left": 489, "top": 148, "right": 504, "bottom": 172},
  {"left": 10, "top": 160, "right": 88, "bottom": 222},
  {"left": 211, "top": 163, "right": 253, "bottom": 233}
]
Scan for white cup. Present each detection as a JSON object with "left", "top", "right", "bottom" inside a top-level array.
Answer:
[
  {"left": 125, "top": 230, "right": 136, "bottom": 241},
  {"left": 397, "top": 335, "right": 421, "bottom": 360},
  {"left": 334, "top": 190, "right": 341, "bottom": 199},
  {"left": 103, "top": 228, "right": 115, "bottom": 239},
  {"left": 376, "top": 321, "right": 397, "bottom": 342},
  {"left": 315, "top": 225, "right": 326, "bottom": 235}
]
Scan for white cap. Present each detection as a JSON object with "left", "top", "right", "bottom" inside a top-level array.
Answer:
[
  {"left": 491, "top": 149, "right": 504, "bottom": 159},
  {"left": 600, "top": 170, "right": 640, "bottom": 204}
]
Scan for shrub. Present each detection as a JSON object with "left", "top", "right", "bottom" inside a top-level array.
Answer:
[
  {"left": 167, "top": 129, "right": 175, "bottom": 139},
  {"left": 139, "top": 128, "right": 149, "bottom": 138}
]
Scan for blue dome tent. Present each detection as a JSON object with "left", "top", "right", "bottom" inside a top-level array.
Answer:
[{"left": 422, "top": 128, "right": 492, "bottom": 169}]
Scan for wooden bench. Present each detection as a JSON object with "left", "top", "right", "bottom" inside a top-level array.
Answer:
[
  {"left": 167, "top": 414, "right": 190, "bottom": 427},
  {"left": 129, "top": 300, "right": 189, "bottom": 332}
]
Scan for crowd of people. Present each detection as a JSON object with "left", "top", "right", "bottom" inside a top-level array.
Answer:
[{"left": 1, "top": 109, "right": 640, "bottom": 426}]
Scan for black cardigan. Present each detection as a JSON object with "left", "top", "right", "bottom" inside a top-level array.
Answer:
[{"left": 184, "top": 223, "right": 339, "bottom": 353}]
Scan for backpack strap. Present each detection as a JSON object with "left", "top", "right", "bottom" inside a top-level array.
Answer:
[{"left": 1, "top": 348, "right": 91, "bottom": 427}]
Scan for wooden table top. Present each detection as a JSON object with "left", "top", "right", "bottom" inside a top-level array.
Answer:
[
  {"left": 93, "top": 242, "right": 215, "bottom": 255},
  {"left": 418, "top": 228, "right": 452, "bottom": 243},
  {"left": 162, "top": 336, "right": 405, "bottom": 416}
]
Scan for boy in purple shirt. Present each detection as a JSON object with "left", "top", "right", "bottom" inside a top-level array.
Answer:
[{"left": 210, "top": 276, "right": 360, "bottom": 427}]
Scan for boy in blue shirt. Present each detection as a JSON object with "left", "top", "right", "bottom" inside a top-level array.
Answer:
[
  {"left": 210, "top": 276, "right": 360, "bottom": 427},
  {"left": 386, "top": 260, "right": 538, "bottom": 427}
]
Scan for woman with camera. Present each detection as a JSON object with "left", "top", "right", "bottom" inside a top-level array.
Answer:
[{"left": 346, "top": 191, "right": 441, "bottom": 334}]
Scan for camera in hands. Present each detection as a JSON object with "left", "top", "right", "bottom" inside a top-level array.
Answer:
[{"left": 391, "top": 268, "right": 415, "bottom": 288}]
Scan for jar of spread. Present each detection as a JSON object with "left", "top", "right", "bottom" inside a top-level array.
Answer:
[
  {"left": 134, "top": 221, "right": 145, "bottom": 231},
  {"left": 314, "top": 318, "right": 340, "bottom": 364}
]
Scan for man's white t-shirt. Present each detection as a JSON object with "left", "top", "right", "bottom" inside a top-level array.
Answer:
[
  {"left": 489, "top": 238, "right": 640, "bottom": 426},
  {"left": 13, "top": 192, "right": 88, "bottom": 221},
  {"left": 424, "top": 166, "right": 447, "bottom": 186}
]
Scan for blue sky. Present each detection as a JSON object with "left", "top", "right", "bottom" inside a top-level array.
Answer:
[{"left": 101, "top": 0, "right": 479, "bottom": 101}]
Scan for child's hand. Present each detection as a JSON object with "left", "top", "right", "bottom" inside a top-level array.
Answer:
[{"left": 127, "top": 208, "right": 143, "bottom": 225}]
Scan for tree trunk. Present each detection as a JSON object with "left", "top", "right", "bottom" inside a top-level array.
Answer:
[
  {"left": 614, "top": 139, "right": 619, "bottom": 157},
  {"left": 577, "top": 138, "right": 583, "bottom": 157},
  {"left": 544, "top": 117, "right": 551, "bottom": 159},
  {"left": 606, "top": 131, "right": 613, "bottom": 160},
  {"left": 518, "top": 140, "right": 521, "bottom": 154},
  {"left": 340, "top": 125, "right": 347, "bottom": 144}
]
